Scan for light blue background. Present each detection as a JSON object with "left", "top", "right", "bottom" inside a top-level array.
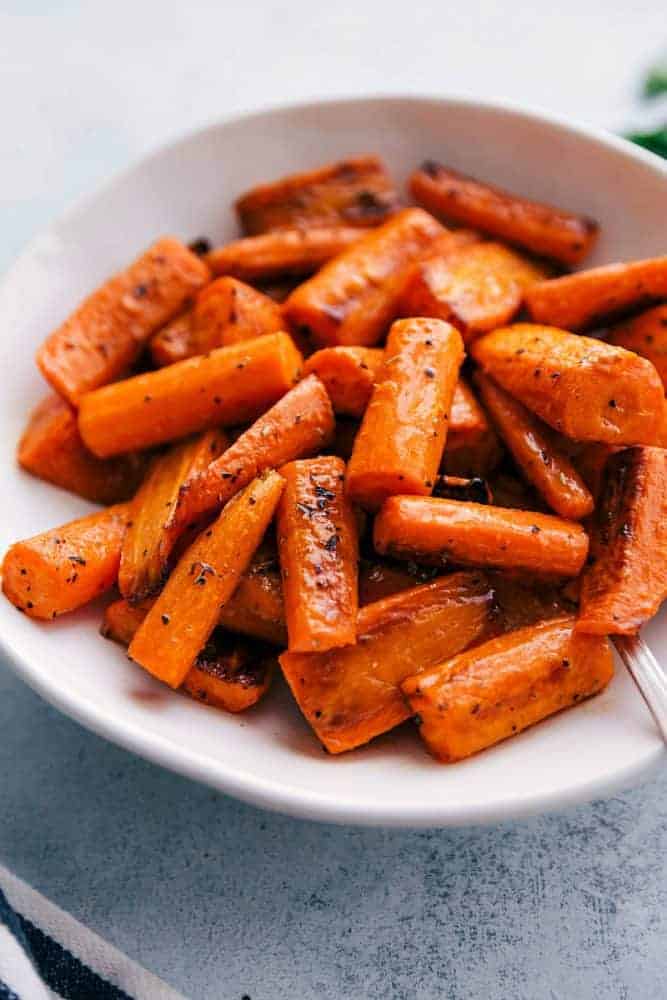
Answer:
[{"left": 1, "top": 4, "right": 666, "bottom": 997}]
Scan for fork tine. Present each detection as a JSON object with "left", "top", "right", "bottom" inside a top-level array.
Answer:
[{"left": 613, "top": 634, "right": 667, "bottom": 744}]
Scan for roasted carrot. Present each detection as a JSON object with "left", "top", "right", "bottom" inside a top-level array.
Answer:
[
  {"left": 280, "top": 571, "right": 494, "bottom": 753},
  {"left": 374, "top": 496, "right": 589, "bottom": 577},
  {"left": 401, "top": 242, "right": 547, "bottom": 342},
  {"left": 276, "top": 456, "right": 358, "bottom": 652},
  {"left": 235, "top": 156, "right": 400, "bottom": 234},
  {"left": 441, "top": 378, "right": 502, "bottom": 477},
  {"left": 402, "top": 617, "right": 613, "bottom": 762},
  {"left": 168, "top": 373, "right": 334, "bottom": 537},
  {"left": 607, "top": 304, "right": 667, "bottom": 388},
  {"left": 118, "top": 429, "right": 227, "bottom": 603},
  {"left": 284, "top": 208, "right": 445, "bottom": 347},
  {"left": 128, "top": 471, "right": 284, "bottom": 688},
  {"left": 525, "top": 257, "right": 667, "bottom": 331},
  {"left": 102, "top": 597, "right": 154, "bottom": 645},
  {"left": 17, "top": 394, "right": 147, "bottom": 504},
  {"left": 182, "top": 631, "right": 275, "bottom": 713},
  {"left": 37, "top": 237, "right": 210, "bottom": 405},
  {"left": 410, "top": 161, "right": 598, "bottom": 266},
  {"left": 471, "top": 323, "right": 667, "bottom": 445},
  {"left": 2, "top": 504, "right": 130, "bottom": 620},
  {"left": 577, "top": 446, "right": 667, "bottom": 634},
  {"left": 346, "top": 318, "right": 464, "bottom": 510},
  {"left": 473, "top": 372, "right": 593, "bottom": 520},
  {"left": 490, "top": 574, "right": 578, "bottom": 633},
  {"left": 302, "top": 347, "right": 383, "bottom": 417},
  {"left": 78, "top": 331, "right": 303, "bottom": 457},
  {"left": 206, "top": 227, "right": 364, "bottom": 282},
  {"left": 149, "top": 308, "right": 195, "bottom": 366},
  {"left": 192, "top": 277, "right": 285, "bottom": 349}
]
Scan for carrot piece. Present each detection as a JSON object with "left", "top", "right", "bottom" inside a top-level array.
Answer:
[
  {"left": 302, "top": 346, "right": 383, "bottom": 417},
  {"left": 2, "top": 504, "right": 130, "bottom": 620},
  {"left": 181, "top": 631, "right": 275, "bottom": 713},
  {"left": 235, "top": 155, "right": 400, "bottom": 234},
  {"left": 410, "top": 161, "right": 598, "bottom": 266},
  {"left": 490, "top": 574, "right": 578, "bottom": 633},
  {"left": 402, "top": 617, "right": 613, "bottom": 762},
  {"left": 149, "top": 308, "right": 195, "bottom": 366},
  {"left": 194, "top": 277, "right": 284, "bottom": 349},
  {"left": 78, "top": 331, "right": 303, "bottom": 457},
  {"left": 118, "top": 429, "right": 227, "bottom": 603},
  {"left": 577, "top": 446, "right": 667, "bottom": 634},
  {"left": 471, "top": 323, "right": 667, "bottom": 445},
  {"left": 283, "top": 208, "right": 445, "bottom": 347},
  {"left": 374, "top": 496, "right": 589, "bottom": 577},
  {"left": 17, "top": 394, "right": 147, "bottom": 504},
  {"left": 276, "top": 456, "right": 358, "bottom": 652},
  {"left": 346, "top": 318, "right": 464, "bottom": 510},
  {"left": 279, "top": 571, "right": 494, "bottom": 753},
  {"left": 524, "top": 258, "right": 667, "bottom": 331},
  {"left": 206, "top": 227, "right": 364, "bottom": 282},
  {"left": 473, "top": 372, "right": 593, "bottom": 520},
  {"left": 441, "top": 377, "right": 502, "bottom": 477},
  {"left": 168, "top": 373, "right": 334, "bottom": 537},
  {"left": 101, "top": 597, "right": 154, "bottom": 645},
  {"left": 401, "top": 242, "right": 547, "bottom": 342},
  {"left": 37, "top": 238, "right": 210, "bottom": 405},
  {"left": 572, "top": 442, "right": 619, "bottom": 503},
  {"left": 128, "top": 471, "right": 284, "bottom": 688},
  {"left": 607, "top": 304, "right": 667, "bottom": 388}
]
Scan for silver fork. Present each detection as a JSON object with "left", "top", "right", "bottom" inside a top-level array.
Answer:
[{"left": 613, "top": 635, "right": 667, "bottom": 743}]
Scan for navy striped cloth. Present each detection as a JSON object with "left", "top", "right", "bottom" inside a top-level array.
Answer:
[{"left": 0, "top": 865, "right": 184, "bottom": 1000}]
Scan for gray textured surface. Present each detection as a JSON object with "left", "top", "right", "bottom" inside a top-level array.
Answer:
[{"left": 2, "top": 3, "right": 667, "bottom": 998}]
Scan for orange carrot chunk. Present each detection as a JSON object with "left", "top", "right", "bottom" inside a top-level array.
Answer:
[
  {"left": 346, "top": 318, "right": 464, "bottom": 510},
  {"left": 128, "top": 471, "right": 284, "bottom": 689},
  {"left": 374, "top": 496, "right": 589, "bottom": 577},
  {"left": 206, "top": 227, "right": 364, "bottom": 282},
  {"left": 181, "top": 631, "right": 275, "bottom": 713},
  {"left": 37, "top": 237, "right": 210, "bottom": 405},
  {"left": 577, "top": 446, "right": 667, "bottom": 634},
  {"left": 442, "top": 378, "right": 502, "bottom": 477},
  {"left": 284, "top": 208, "right": 445, "bottom": 347},
  {"left": 471, "top": 323, "right": 667, "bottom": 446},
  {"left": 607, "top": 304, "right": 667, "bottom": 389},
  {"left": 473, "top": 372, "right": 594, "bottom": 520},
  {"left": 402, "top": 617, "right": 613, "bottom": 762},
  {"left": 524, "top": 257, "right": 667, "bottom": 331},
  {"left": 280, "top": 571, "right": 494, "bottom": 753},
  {"left": 17, "top": 394, "right": 147, "bottom": 504},
  {"left": 78, "top": 331, "right": 303, "bottom": 457},
  {"left": 192, "top": 277, "right": 285, "bottom": 350},
  {"left": 410, "top": 161, "right": 598, "bottom": 266},
  {"left": 235, "top": 155, "right": 400, "bottom": 234},
  {"left": 2, "top": 504, "right": 130, "bottom": 620},
  {"left": 302, "top": 347, "right": 384, "bottom": 417},
  {"left": 276, "top": 456, "right": 358, "bottom": 652},
  {"left": 149, "top": 308, "right": 195, "bottom": 366}
]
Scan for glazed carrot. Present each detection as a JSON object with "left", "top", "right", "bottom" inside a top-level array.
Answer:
[
  {"left": 374, "top": 497, "right": 589, "bottom": 577},
  {"left": 2, "top": 504, "right": 130, "bottom": 620},
  {"left": 525, "top": 257, "right": 667, "bottom": 331},
  {"left": 128, "top": 471, "right": 284, "bottom": 688},
  {"left": 276, "top": 456, "right": 358, "bottom": 652},
  {"left": 302, "top": 347, "right": 383, "bottom": 417},
  {"left": 78, "top": 331, "right": 303, "bottom": 457},
  {"left": 401, "top": 242, "right": 547, "bottom": 342},
  {"left": 410, "top": 161, "right": 598, "bottom": 266},
  {"left": 236, "top": 155, "right": 400, "bottom": 234},
  {"left": 118, "top": 429, "right": 227, "bottom": 603},
  {"left": 37, "top": 237, "right": 210, "bottom": 405},
  {"left": 102, "top": 597, "right": 154, "bottom": 645},
  {"left": 577, "top": 447, "right": 667, "bottom": 634},
  {"left": 357, "top": 560, "right": 416, "bottom": 605},
  {"left": 279, "top": 571, "right": 494, "bottom": 753},
  {"left": 17, "top": 394, "right": 147, "bottom": 504},
  {"left": 149, "top": 308, "right": 195, "bottom": 366},
  {"left": 284, "top": 208, "right": 445, "bottom": 347},
  {"left": 168, "top": 373, "right": 334, "bottom": 536},
  {"left": 195, "top": 277, "right": 284, "bottom": 349},
  {"left": 572, "top": 442, "right": 618, "bottom": 503},
  {"left": 607, "top": 304, "right": 667, "bottom": 388},
  {"left": 473, "top": 372, "right": 593, "bottom": 520},
  {"left": 441, "top": 377, "right": 502, "bottom": 477},
  {"left": 346, "top": 318, "right": 464, "bottom": 510},
  {"left": 402, "top": 617, "right": 613, "bottom": 762},
  {"left": 206, "top": 227, "right": 364, "bottom": 282},
  {"left": 471, "top": 323, "right": 667, "bottom": 445},
  {"left": 182, "top": 631, "right": 275, "bottom": 713}
]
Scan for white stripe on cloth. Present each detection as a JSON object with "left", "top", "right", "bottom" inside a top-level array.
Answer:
[
  {"left": 0, "top": 864, "right": 187, "bottom": 1000},
  {"left": 0, "top": 922, "right": 53, "bottom": 999}
]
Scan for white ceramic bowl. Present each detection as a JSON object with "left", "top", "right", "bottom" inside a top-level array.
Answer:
[{"left": 1, "top": 96, "right": 666, "bottom": 828}]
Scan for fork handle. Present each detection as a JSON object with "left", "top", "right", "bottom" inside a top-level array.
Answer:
[{"left": 613, "top": 634, "right": 667, "bottom": 744}]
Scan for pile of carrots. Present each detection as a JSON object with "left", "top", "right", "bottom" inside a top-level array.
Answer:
[{"left": 4, "top": 153, "right": 667, "bottom": 763}]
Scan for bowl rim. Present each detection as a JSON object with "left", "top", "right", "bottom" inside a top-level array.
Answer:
[{"left": 1, "top": 93, "right": 665, "bottom": 828}]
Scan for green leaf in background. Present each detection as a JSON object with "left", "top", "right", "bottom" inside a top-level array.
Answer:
[
  {"left": 625, "top": 63, "right": 667, "bottom": 159},
  {"left": 626, "top": 127, "right": 667, "bottom": 159},
  {"left": 642, "top": 66, "right": 667, "bottom": 100}
]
